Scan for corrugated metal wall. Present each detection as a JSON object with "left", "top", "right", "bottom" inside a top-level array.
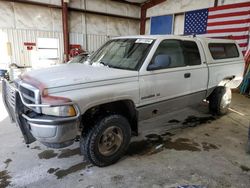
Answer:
[
  {"left": 69, "top": 33, "right": 115, "bottom": 53},
  {"left": 0, "top": 28, "right": 116, "bottom": 66}
]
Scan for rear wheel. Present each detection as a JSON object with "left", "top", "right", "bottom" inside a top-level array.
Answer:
[
  {"left": 81, "top": 114, "right": 131, "bottom": 167},
  {"left": 209, "top": 86, "right": 232, "bottom": 115}
]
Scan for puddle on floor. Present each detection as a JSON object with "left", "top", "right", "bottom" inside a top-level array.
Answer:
[
  {"left": 182, "top": 116, "right": 216, "bottom": 127},
  {"left": 57, "top": 148, "right": 81, "bottom": 159},
  {"left": 31, "top": 146, "right": 41, "bottom": 150},
  {"left": 240, "top": 165, "right": 250, "bottom": 172},
  {"left": 47, "top": 168, "right": 60, "bottom": 174},
  {"left": 54, "top": 162, "right": 91, "bottom": 179},
  {"left": 161, "top": 132, "right": 175, "bottom": 137},
  {"left": 0, "top": 170, "right": 11, "bottom": 188},
  {"left": 4, "top": 159, "right": 12, "bottom": 169},
  {"left": 127, "top": 132, "right": 219, "bottom": 156},
  {"left": 38, "top": 150, "right": 58, "bottom": 159},
  {"left": 165, "top": 138, "right": 201, "bottom": 152},
  {"left": 168, "top": 119, "right": 181, "bottom": 123},
  {"left": 202, "top": 142, "right": 218, "bottom": 151}
]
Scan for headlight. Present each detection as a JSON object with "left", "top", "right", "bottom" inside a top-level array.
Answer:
[{"left": 42, "top": 105, "right": 76, "bottom": 117}]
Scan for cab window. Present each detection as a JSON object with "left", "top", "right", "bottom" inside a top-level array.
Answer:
[
  {"left": 182, "top": 41, "right": 201, "bottom": 66},
  {"left": 149, "top": 39, "right": 201, "bottom": 70},
  {"left": 209, "top": 43, "right": 239, "bottom": 59}
]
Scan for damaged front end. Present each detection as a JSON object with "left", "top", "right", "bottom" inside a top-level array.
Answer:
[
  {"left": 2, "top": 79, "right": 36, "bottom": 144},
  {"left": 2, "top": 79, "right": 81, "bottom": 148}
]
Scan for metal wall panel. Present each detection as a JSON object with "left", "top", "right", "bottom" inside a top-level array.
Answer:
[
  {"left": 69, "top": 32, "right": 116, "bottom": 53},
  {"left": 0, "top": 28, "right": 116, "bottom": 66},
  {"left": 0, "top": 28, "right": 64, "bottom": 66}
]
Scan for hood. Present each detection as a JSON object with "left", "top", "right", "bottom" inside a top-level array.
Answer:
[{"left": 21, "top": 63, "right": 138, "bottom": 89}]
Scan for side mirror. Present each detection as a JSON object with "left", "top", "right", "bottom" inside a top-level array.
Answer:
[{"left": 147, "top": 54, "right": 171, "bottom": 71}]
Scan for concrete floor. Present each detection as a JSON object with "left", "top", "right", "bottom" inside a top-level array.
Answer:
[{"left": 0, "top": 89, "right": 250, "bottom": 188}]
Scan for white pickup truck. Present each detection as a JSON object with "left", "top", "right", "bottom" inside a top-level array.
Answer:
[{"left": 2, "top": 35, "right": 244, "bottom": 166}]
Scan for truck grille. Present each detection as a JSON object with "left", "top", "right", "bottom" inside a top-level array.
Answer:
[
  {"left": 2, "top": 80, "right": 17, "bottom": 122},
  {"left": 18, "top": 82, "right": 41, "bottom": 113},
  {"left": 19, "top": 85, "right": 36, "bottom": 104}
]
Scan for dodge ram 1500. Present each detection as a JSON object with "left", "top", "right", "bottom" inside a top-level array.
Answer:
[{"left": 2, "top": 35, "right": 244, "bottom": 166}]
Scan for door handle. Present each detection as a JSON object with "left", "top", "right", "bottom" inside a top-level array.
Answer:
[{"left": 184, "top": 73, "right": 191, "bottom": 78}]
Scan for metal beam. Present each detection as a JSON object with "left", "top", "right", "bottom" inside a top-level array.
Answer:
[
  {"left": 214, "top": 0, "right": 219, "bottom": 7},
  {"left": 110, "top": 0, "right": 141, "bottom": 6},
  {"left": 2, "top": 0, "right": 140, "bottom": 21},
  {"left": 69, "top": 7, "right": 140, "bottom": 20},
  {"left": 62, "top": 0, "right": 69, "bottom": 62}
]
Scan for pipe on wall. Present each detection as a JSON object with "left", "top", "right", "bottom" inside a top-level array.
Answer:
[{"left": 62, "top": 0, "right": 69, "bottom": 62}]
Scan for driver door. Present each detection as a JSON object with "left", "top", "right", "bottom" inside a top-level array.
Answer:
[{"left": 138, "top": 39, "right": 199, "bottom": 120}]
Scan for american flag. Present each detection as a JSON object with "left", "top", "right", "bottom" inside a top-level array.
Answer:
[{"left": 184, "top": 2, "right": 250, "bottom": 55}]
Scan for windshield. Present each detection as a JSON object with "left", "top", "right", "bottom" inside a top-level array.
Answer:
[{"left": 85, "top": 38, "right": 154, "bottom": 70}]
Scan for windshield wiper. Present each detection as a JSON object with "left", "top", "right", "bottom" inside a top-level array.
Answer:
[
  {"left": 99, "top": 61, "right": 117, "bottom": 69},
  {"left": 99, "top": 61, "right": 108, "bottom": 66}
]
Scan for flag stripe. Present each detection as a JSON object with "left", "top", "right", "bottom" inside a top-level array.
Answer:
[
  {"left": 208, "top": 11, "right": 250, "bottom": 20},
  {"left": 207, "top": 19, "right": 250, "bottom": 26},
  {"left": 207, "top": 23, "right": 250, "bottom": 30},
  {"left": 208, "top": 7, "right": 250, "bottom": 16},
  {"left": 234, "top": 39, "right": 248, "bottom": 44},
  {"left": 239, "top": 43, "right": 249, "bottom": 47},
  {"left": 209, "top": 2, "right": 250, "bottom": 11},
  {"left": 229, "top": 35, "right": 249, "bottom": 40},
  {"left": 203, "top": 31, "right": 249, "bottom": 37},
  {"left": 208, "top": 14, "right": 250, "bottom": 22},
  {"left": 211, "top": 35, "right": 249, "bottom": 40},
  {"left": 207, "top": 27, "right": 249, "bottom": 33}
]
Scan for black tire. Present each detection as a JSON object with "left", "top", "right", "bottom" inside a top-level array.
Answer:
[
  {"left": 209, "top": 86, "right": 232, "bottom": 115},
  {"left": 81, "top": 114, "right": 131, "bottom": 167}
]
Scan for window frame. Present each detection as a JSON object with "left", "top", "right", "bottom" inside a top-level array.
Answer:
[
  {"left": 148, "top": 39, "right": 202, "bottom": 71},
  {"left": 208, "top": 43, "right": 240, "bottom": 60}
]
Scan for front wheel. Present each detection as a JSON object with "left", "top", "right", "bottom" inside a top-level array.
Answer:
[
  {"left": 81, "top": 114, "right": 131, "bottom": 167},
  {"left": 209, "top": 86, "right": 232, "bottom": 115}
]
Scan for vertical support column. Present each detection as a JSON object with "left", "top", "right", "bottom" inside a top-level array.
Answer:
[
  {"left": 62, "top": 0, "right": 69, "bottom": 62},
  {"left": 140, "top": 0, "right": 166, "bottom": 35},
  {"left": 214, "top": 0, "right": 218, "bottom": 7},
  {"left": 140, "top": 7, "right": 146, "bottom": 35}
]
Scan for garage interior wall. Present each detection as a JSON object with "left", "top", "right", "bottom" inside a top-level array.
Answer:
[
  {"left": 145, "top": 0, "right": 250, "bottom": 34},
  {"left": 0, "top": 0, "right": 140, "bottom": 68}
]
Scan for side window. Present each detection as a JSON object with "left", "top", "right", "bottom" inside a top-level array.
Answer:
[
  {"left": 209, "top": 43, "right": 239, "bottom": 59},
  {"left": 182, "top": 41, "right": 201, "bottom": 66},
  {"left": 150, "top": 40, "right": 185, "bottom": 70}
]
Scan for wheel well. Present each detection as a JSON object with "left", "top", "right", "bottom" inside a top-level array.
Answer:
[{"left": 81, "top": 100, "right": 138, "bottom": 136}]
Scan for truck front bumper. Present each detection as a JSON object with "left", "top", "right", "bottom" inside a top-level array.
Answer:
[
  {"left": 22, "top": 113, "right": 80, "bottom": 147},
  {"left": 2, "top": 79, "right": 81, "bottom": 148}
]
